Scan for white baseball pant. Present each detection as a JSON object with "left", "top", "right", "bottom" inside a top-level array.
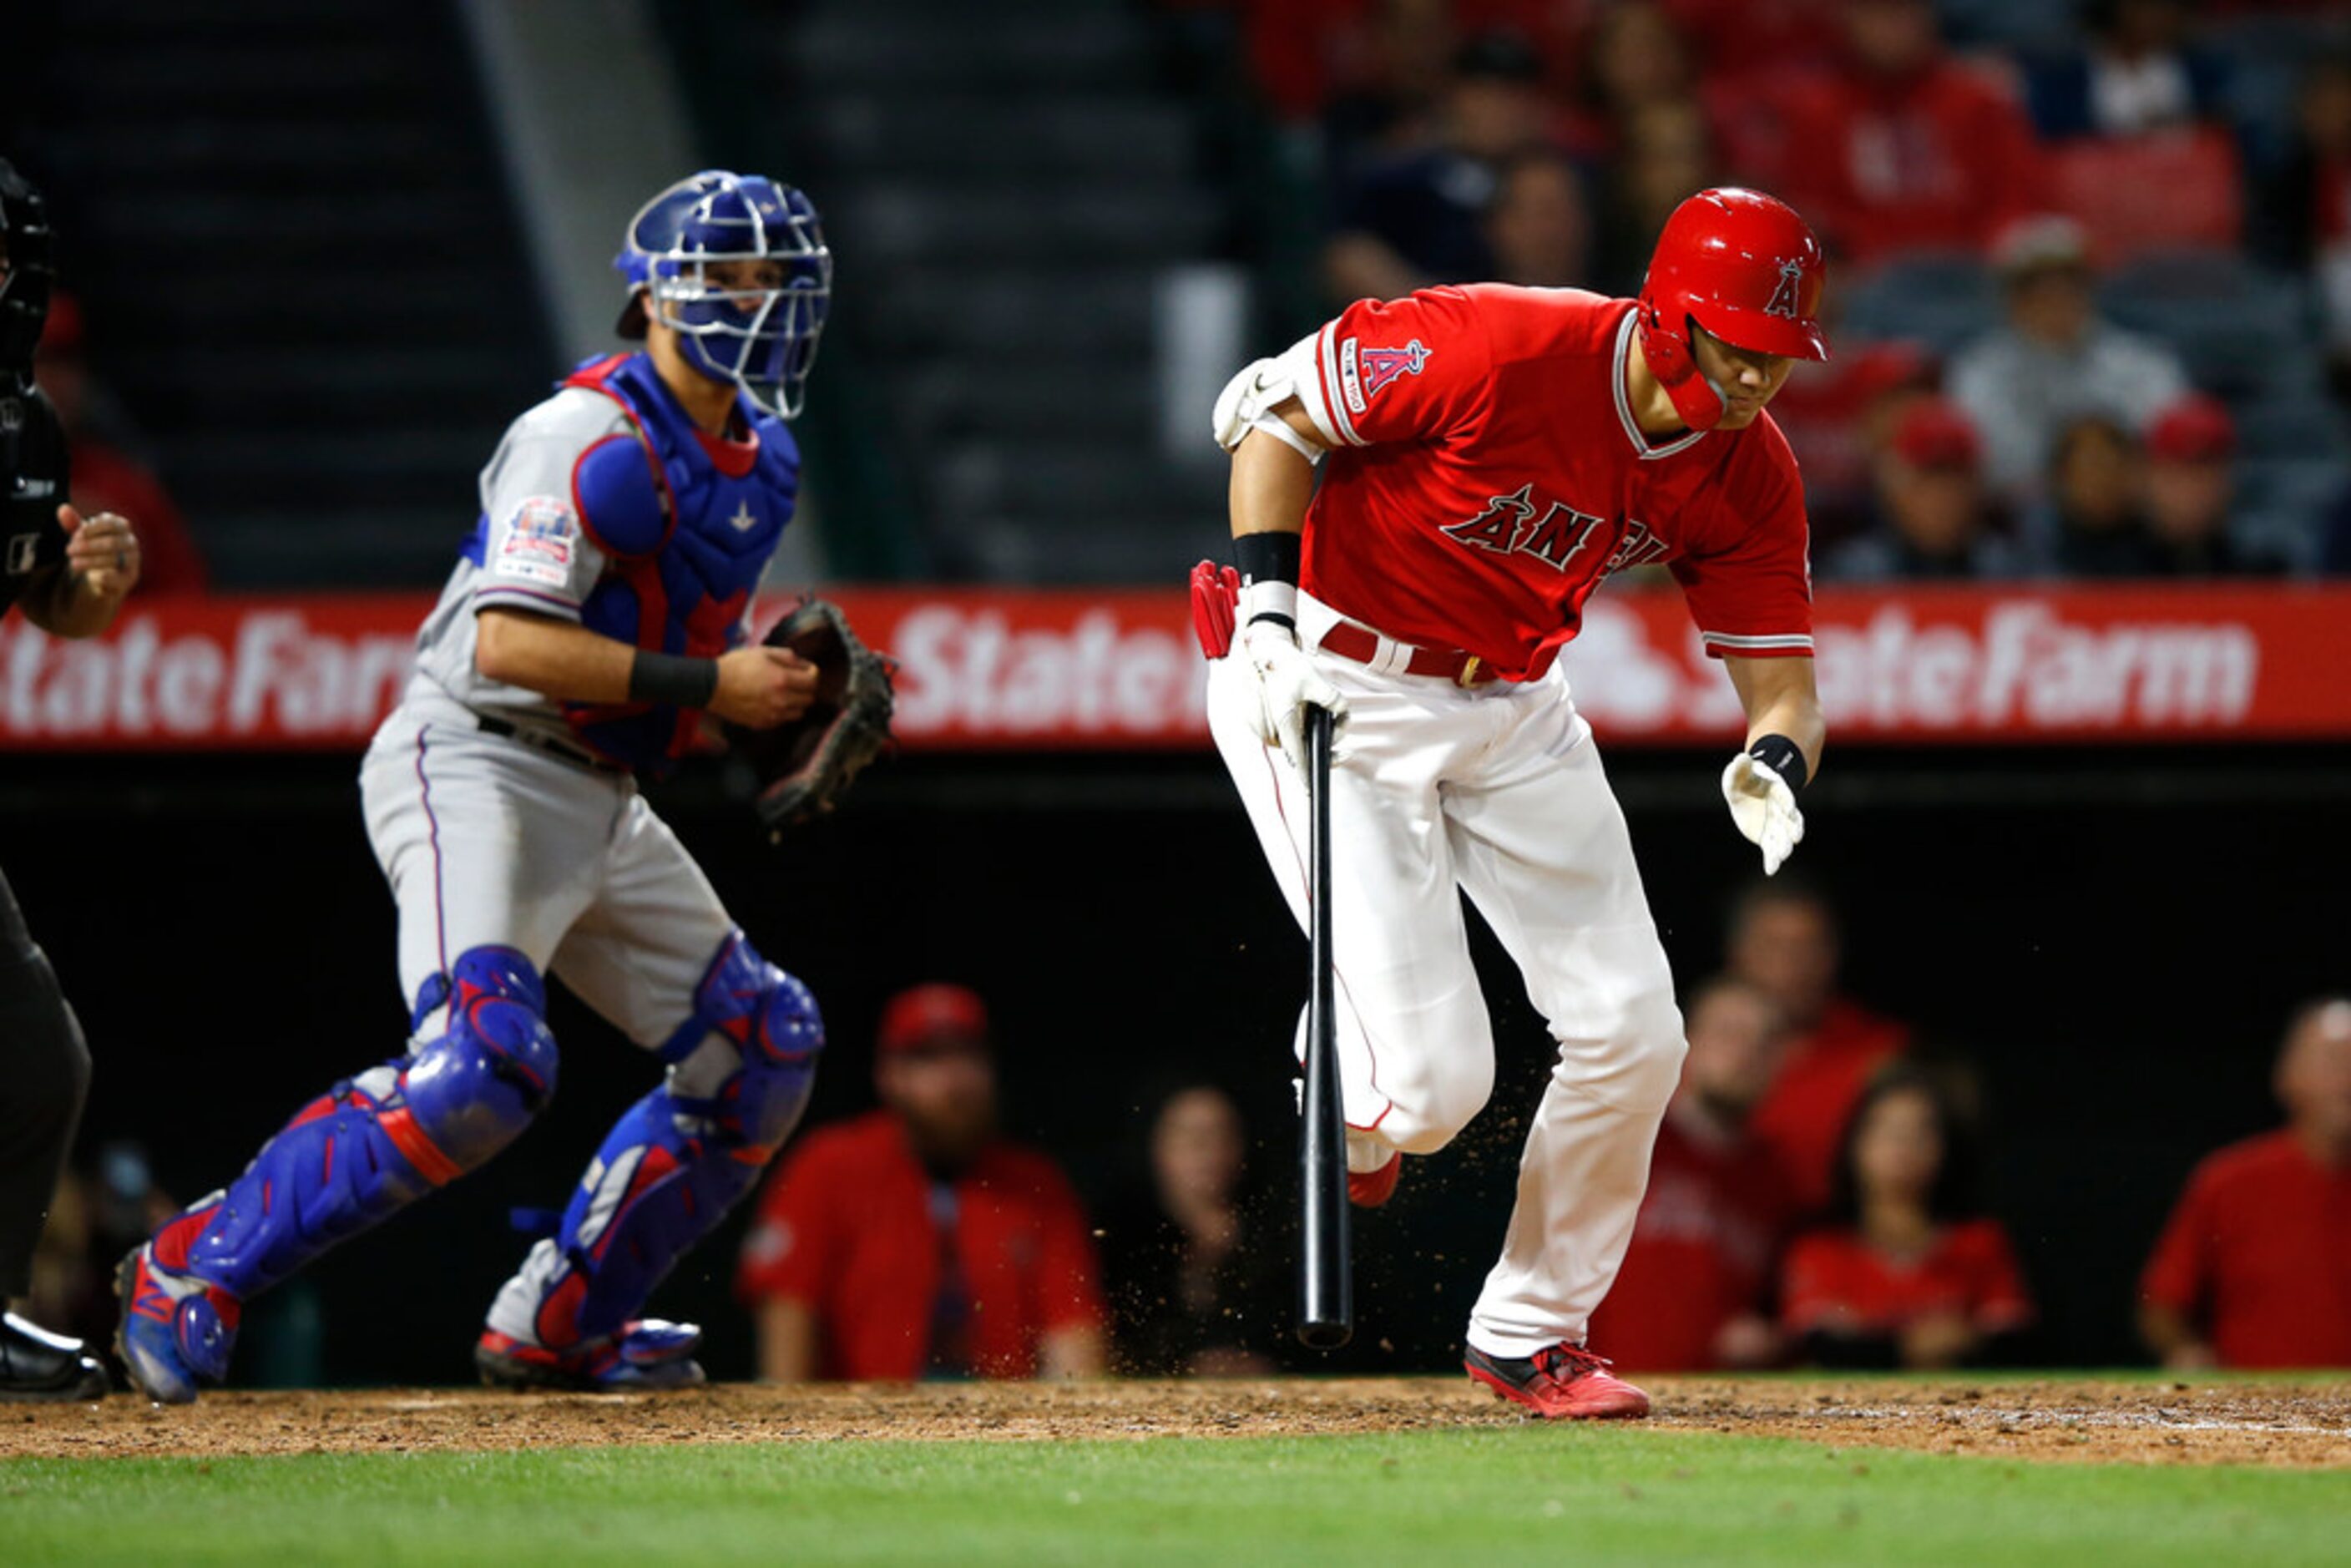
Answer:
[{"left": 1208, "top": 594, "right": 1686, "bottom": 1358}]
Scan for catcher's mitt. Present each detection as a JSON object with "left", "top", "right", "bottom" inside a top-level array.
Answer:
[{"left": 726, "top": 596, "right": 896, "bottom": 837}]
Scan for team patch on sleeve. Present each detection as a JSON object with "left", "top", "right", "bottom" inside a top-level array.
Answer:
[
  {"left": 1337, "top": 336, "right": 1431, "bottom": 415},
  {"left": 490, "top": 495, "right": 578, "bottom": 589}
]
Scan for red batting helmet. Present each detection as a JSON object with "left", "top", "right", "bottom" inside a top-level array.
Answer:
[{"left": 1636, "top": 187, "right": 1829, "bottom": 432}]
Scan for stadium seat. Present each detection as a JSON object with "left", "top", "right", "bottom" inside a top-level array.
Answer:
[
  {"left": 2047, "top": 128, "right": 2243, "bottom": 267},
  {"left": 1836, "top": 254, "right": 2001, "bottom": 357},
  {"left": 2101, "top": 251, "right": 2322, "bottom": 403}
]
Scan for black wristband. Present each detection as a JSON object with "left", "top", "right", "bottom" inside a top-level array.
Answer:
[
  {"left": 1748, "top": 733, "right": 1808, "bottom": 792},
  {"left": 1233, "top": 529, "right": 1302, "bottom": 588},
  {"left": 629, "top": 649, "right": 720, "bottom": 708}
]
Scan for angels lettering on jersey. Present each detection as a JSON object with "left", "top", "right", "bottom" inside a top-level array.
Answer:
[
  {"left": 1295, "top": 285, "right": 1816, "bottom": 680},
  {"left": 1442, "top": 483, "right": 1671, "bottom": 580}
]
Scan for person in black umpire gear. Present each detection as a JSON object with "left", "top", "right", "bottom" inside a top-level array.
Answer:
[{"left": 1, "top": 156, "right": 142, "bottom": 1400}]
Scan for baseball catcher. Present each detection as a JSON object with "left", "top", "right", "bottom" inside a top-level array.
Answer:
[{"left": 119, "top": 169, "right": 845, "bottom": 1403}]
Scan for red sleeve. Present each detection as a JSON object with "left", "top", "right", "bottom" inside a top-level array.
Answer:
[
  {"left": 2139, "top": 1161, "right": 2217, "bottom": 1315},
  {"left": 1298, "top": 286, "right": 1495, "bottom": 451},
  {"left": 1668, "top": 419, "right": 1814, "bottom": 659},
  {"left": 1959, "top": 1221, "right": 2035, "bottom": 1332},
  {"left": 734, "top": 1136, "right": 838, "bottom": 1306},
  {"left": 1777, "top": 1231, "right": 1851, "bottom": 1332},
  {"left": 1025, "top": 1159, "right": 1108, "bottom": 1333}
]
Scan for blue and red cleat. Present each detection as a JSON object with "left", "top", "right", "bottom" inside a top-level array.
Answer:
[
  {"left": 114, "top": 1244, "right": 241, "bottom": 1406},
  {"left": 474, "top": 1321, "right": 706, "bottom": 1392},
  {"left": 1464, "top": 1341, "right": 1651, "bottom": 1419}
]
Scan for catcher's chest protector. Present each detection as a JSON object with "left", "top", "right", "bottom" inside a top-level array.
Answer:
[{"left": 559, "top": 352, "right": 802, "bottom": 771}]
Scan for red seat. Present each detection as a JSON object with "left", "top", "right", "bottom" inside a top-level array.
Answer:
[{"left": 2047, "top": 126, "right": 2243, "bottom": 266}]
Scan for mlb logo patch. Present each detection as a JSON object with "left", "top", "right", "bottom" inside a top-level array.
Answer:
[
  {"left": 493, "top": 495, "right": 576, "bottom": 588},
  {"left": 5, "top": 531, "right": 38, "bottom": 576}
]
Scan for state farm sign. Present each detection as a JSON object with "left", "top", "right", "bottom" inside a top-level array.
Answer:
[
  {"left": 1560, "top": 587, "right": 2288, "bottom": 743},
  {"left": 1, "top": 584, "right": 2343, "bottom": 751},
  {"left": 0, "top": 598, "right": 417, "bottom": 748}
]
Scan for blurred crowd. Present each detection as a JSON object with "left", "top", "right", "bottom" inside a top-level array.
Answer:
[
  {"left": 23, "top": 927, "right": 2347, "bottom": 1382},
  {"left": 1178, "top": 0, "right": 2351, "bottom": 577}
]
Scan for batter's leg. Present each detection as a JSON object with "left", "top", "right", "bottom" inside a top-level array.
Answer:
[
  {"left": 478, "top": 795, "right": 822, "bottom": 1389},
  {"left": 1209, "top": 655, "right": 1497, "bottom": 1164},
  {"left": 1441, "top": 700, "right": 1685, "bottom": 1362}
]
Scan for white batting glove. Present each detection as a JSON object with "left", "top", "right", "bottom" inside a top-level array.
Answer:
[
  {"left": 1722, "top": 751, "right": 1804, "bottom": 876},
  {"left": 1242, "top": 620, "right": 1347, "bottom": 776}
]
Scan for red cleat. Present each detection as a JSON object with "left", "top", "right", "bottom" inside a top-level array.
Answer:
[
  {"left": 1347, "top": 1150, "right": 1402, "bottom": 1208},
  {"left": 1464, "top": 1341, "right": 1651, "bottom": 1419}
]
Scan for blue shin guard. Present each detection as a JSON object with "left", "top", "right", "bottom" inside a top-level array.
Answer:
[
  {"left": 482, "top": 933, "right": 820, "bottom": 1378},
  {"left": 119, "top": 948, "right": 557, "bottom": 1403}
]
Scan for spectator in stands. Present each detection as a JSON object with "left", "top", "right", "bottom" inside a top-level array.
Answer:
[
  {"left": 1101, "top": 1084, "right": 1282, "bottom": 1378},
  {"left": 2253, "top": 54, "right": 2351, "bottom": 396},
  {"left": 1782, "top": 1066, "right": 2033, "bottom": 1369},
  {"left": 2141, "top": 394, "right": 2290, "bottom": 577},
  {"left": 1481, "top": 150, "right": 1594, "bottom": 290},
  {"left": 1727, "top": 879, "right": 1910, "bottom": 1217},
  {"left": 1762, "top": 0, "right": 2047, "bottom": 265},
  {"left": 1590, "top": 95, "right": 1722, "bottom": 296},
  {"left": 2140, "top": 998, "right": 2351, "bottom": 1369},
  {"left": 738, "top": 984, "right": 1107, "bottom": 1381},
  {"left": 1585, "top": 975, "right": 1795, "bottom": 1372},
  {"left": 34, "top": 293, "right": 206, "bottom": 596},
  {"left": 1949, "top": 215, "right": 2190, "bottom": 499},
  {"left": 1827, "top": 397, "right": 2028, "bottom": 579},
  {"left": 1764, "top": 320, "right": 1937, "bottom": 540},
  {"left": 1322, "top": 29, "right": 1552, "bottom": 304},
  {"left": 1564, "top": 0, "right": 1697, "bottom": 159},
  {"left": 2025, "top": 0, "right": 2229, "bottom": 140},
  {"left": 2035, "top": 414, "right": 2167, "bottom": 575}
]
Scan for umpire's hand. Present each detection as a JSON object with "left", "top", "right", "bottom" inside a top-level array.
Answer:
[{"left": 58, "top": 504, "right": 139, "bottom": 605}]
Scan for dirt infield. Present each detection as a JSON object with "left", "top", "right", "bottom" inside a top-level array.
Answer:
[{"left": 7, "top": 1378, "right": 2348, "bottom": 1468}]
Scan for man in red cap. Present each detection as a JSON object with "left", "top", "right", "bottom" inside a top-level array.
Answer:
[
  {"left": 1201, "top": 186, "right": 1830, "bottom": 1418},
  {"left": 1827, "top": 397, "right": 2026, "bottom": 579},
  {"left": 736, "top": 984, "right": 1106, "bottom": 1382},
  {"left": 2142, "top": 394, "right": 2288, "bottom": 578}
]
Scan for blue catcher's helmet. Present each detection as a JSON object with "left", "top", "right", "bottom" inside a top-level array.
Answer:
[{"left": 614, "top": 169, "right": 831, "bottom": 420}]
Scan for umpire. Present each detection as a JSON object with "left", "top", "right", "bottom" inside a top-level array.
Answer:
[{"left": 1, "top": 157, "right": 140, "bottom": 1400}]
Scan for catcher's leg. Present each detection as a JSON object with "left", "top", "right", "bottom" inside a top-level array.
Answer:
[
  {"left": 119, "top": 947, "right": 557, "bottom": 1404},
  {"left": 479, "top": 928, "right": 822, "bottom": 1389}
]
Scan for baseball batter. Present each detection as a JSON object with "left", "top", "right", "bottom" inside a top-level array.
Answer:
[
  {"left": 1204, "top": 189, "right": 1829, "bottom": 1418},
  {"left": 119, "top": 170, "right": 835, "bottom": 1403}
]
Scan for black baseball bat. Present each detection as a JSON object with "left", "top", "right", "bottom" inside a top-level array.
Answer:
[{"left": 1297, "top": 702, "right": 1352, "bottom": 1349}]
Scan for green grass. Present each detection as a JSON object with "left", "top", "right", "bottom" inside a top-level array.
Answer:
[{"left": 4, "top": 1427, "right": 2346, "bottom": 1567}]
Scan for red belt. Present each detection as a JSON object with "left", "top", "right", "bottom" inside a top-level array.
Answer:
[{"left": 1316, "top": 621, "right": 1497, "bottom": 686}]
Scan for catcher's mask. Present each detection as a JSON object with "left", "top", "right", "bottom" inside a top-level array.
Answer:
[{"left": 614, "top": 169, "right": 832, "bottom": 420}]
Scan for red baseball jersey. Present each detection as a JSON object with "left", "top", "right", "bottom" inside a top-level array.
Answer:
[
  {"left": 1780, "top": 1218, "right": 2035, "bottom": 1338},
  {"left": 1747, "top": 997, "right": 1912, "bottom": 1218},
  {"left": 736, "top": 1110, "right": 1106, "bottom": 1380},
  {"left": 1585, "top": 1110, "right": 1794, "bottom": 1371},
  {"left": 2140, "top": 1130, "right": 2351, "bottom": 1368},
  {"left": 1293, "top": 285, "right": 1815, "bottom": 681}
]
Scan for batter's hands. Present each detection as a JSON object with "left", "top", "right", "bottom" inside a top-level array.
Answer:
[
  {"left": 1722, "top": 751, "right": 1804, "bottom": 875},
  {"left": 58, "top": 504, "right": 141, "bottom": 605},
  {"left": 710, "top": 645, "right": 819, "bottom": 729},
  {"left": 1241, "top": 620, "right": 1347, "bottom": 776}
]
